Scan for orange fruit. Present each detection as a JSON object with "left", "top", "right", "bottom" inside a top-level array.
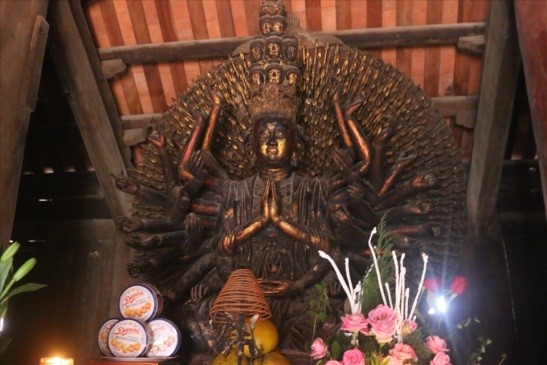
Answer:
[{"left": 243, "top": 319, "right": 279, "bottom": 358}]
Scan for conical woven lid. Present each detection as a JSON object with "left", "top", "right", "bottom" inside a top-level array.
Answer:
[{"left": 210, "top": 269, "right": 271, "bottom": 325}]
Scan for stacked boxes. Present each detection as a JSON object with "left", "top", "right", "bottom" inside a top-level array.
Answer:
[{"left": 97, "top": 284, "right": 181, "bottom": 359}]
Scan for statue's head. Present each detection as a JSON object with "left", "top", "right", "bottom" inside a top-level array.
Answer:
[
  {"left": 252, "top": 117, "right": 295, "bottom": 169},
  {"left": 246, "top": 115, "right": 304, "bottom": 171}
]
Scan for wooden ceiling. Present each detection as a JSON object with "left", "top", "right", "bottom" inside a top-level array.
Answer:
[{"left": 80, "top": 0, "right": 492, "bottom": 161}]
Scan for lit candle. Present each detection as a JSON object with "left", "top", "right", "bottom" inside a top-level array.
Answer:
[{"left": 39, "top": 357, "right": 74, "bottom": 365}]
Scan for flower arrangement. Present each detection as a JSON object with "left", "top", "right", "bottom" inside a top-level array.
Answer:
[{"left": 308, "top": 225, "right": 467, "bottom": 365}]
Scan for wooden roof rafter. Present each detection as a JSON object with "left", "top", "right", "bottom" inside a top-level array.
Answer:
[{"left": 97, "top": 22, "right": 486, "bottom": 65}]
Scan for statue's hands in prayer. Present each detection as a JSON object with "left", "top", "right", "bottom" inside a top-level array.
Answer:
[
  {"left": 261, "top": 179, "right": 271, "bottom": 221},
  {"left": 267, "top": 179, "right": 281, "bottom": 223}
]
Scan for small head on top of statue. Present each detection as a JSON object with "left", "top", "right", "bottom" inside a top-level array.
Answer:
[{"left": 247, "top": 0, "right": 302, "bottom": 178}]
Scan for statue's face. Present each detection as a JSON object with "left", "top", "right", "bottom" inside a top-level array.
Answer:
[
  {"left": 272, "top": 20, "right": 286, "bottom": 34},
  {"left": 254, "top": 119, "right": 294, "bottom": 167},
  {"left": 267, "top": 41, "right": 281, "bottom": 58},
  {"left": 268, "top": 68, "right": 282, "bottom": 84}
]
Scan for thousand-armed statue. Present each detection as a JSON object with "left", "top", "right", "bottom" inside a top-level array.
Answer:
[{"left": 114, "top": 0, "right": 466, "bottom": 352}]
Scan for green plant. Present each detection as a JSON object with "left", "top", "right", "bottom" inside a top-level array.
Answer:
[{"left": 0, "top": 241, "right": 46, "bottom": 352}]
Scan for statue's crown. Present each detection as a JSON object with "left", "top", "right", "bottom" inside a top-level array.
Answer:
[{"left": 247, "top": 0, "right": 301, "bottom": 122}]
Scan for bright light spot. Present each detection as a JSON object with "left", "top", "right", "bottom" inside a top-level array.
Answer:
[
  {"left": 40, "top": 357, "right": 74, "bottom": 365},
  {"left": 428, "top": 307, "right": 437, "bottom": 315},
  {"left": 435, "top": 295, "right": 448, "bottom": 313},
  {"left": 0, "top": 317, "right": 4, "bottom": 332},
  {"left": 38, "top": 198, "right": 53, "bottom": 202}
]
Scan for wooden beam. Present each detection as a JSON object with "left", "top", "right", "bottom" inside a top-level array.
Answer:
[
  {"left": 514, "top": 0, "right": 547, "bottom": 219},
  {"left": 48, "top": 0, "right": 131, "bottom": 219},
  {"left": 121, "top": 113, "right": 161, "bottom": 130},
  {"left": 0, "top": 0, "right": 49, "bottom": 247},
  {"left": 98, "top": 22, "right": 486, "bottom": 65},
  {"left": 68, "top": 0, "right": 132, "bottom": 167},
  {"left": 101, "top": 59, "right": 127, "bottom": 79},
  {"left": 432, "top": 95, "right": 478, "bottom": 128},
  {"left": 457, "top": 34, "right": 486, "bottom": 55},
  {"left": 467, "top": 0, "right": 521, "bottom": 239}
]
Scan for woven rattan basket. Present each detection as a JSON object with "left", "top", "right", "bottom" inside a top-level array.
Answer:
[{"left": 210, "top": 269, "right": 271, "bottom": 325}]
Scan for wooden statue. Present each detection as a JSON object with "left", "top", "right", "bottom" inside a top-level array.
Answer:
[{"left": 114, "top": 0, "right": 466, "bottom": 351}]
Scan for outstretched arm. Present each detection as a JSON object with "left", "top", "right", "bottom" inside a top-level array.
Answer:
[{"left": 332, "top": 90, "right": 372, "bottom": 175}]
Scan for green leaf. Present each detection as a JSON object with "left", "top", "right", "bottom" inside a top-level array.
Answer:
[
  {"left": 1, "top": 242, "right": 20, "bottom": 262},
  {"left": 314, "top": 283, "right": 324, "bottom": 292},
  {"left": 331, "top": 340, "right": 341, "bottom": 360},
  {"left": 0, "top": 258, "right": 13, "bottom": 295},
  {"left": 317, "top": 312, "right": 327, "bottom": 322},
  {"left": 0, "top": 282, "right": 47, "bottom": 304},
  {"left": 13, "top": 258, "right": 37, "bottom": 282}
]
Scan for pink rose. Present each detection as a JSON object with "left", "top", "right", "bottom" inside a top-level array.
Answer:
[
  {"left": 388, "top": 343, "right": 417, "bottom": 365},
  {"left": 424, "top": 276, "right": 441, "bottom": 291},
  {"left": 340, "top": 313, "right": 369, "bottom": 334},
  {"left": 430, "top": 352, "right": 452, "bottom": 365},
  {"left": 342, "top": 348, "right": 365, "bottom": 365},
  {"left": 310, "top": 337, "right": 328, "bottom": 359},
  {"left": 367, "top": 304, "right": 397, "bottom": 325},
  {"left": 449, "top": 276, "right": 468, "bottom": 295},
  {"left": 426, "top": 335, "right": 449, "bottom": 354},
  {"left": 368, "top": 305, "right": 397, "bottom": 343},
  {"left": 325, "top": 361, "right": 342, "bottom": 365},
  {"left": 370, "top": 320, "right": 396, "bottom": 343},
  {"left": 401, "top": 319, "right": 417, "bottom": 335}
]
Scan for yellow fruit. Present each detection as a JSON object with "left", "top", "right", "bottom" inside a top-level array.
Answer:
[
  {"left": 212, "top": 350, "right": 249, "bottom": 365},
  {"left": 243, "top": 319, "right": 279, "bottom": 358},
  {"left": 251, "top": 351, "right": 290, "bottom": 365}
]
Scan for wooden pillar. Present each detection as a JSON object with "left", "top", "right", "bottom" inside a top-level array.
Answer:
[
  {"left": 467, "top": 0, "right": 521, "bottom": 239},
  {"left": 514, "top": 0, "right": 547, "bottom": 220},
  {"left": 47, "top": 1, "right": 136, "bottom": 360},
  {"left": 48, "top": 0, "right": 131, "bottom": 219},
  {"left": 464, "top": 1, "right": 522, "bottom": 360},
  {"left": 0, "top": 0, "right": 49, "bottom": 248}
]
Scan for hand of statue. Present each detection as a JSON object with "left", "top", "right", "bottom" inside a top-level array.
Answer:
[
  {"left": 347, "top": 182, "right": 365, "bottom": 201},
  {"left": 219, "top": 228, "right": 239, "bottom": 253},
  {"left": 343, "top": 99, "right": 364, "bottom": 119},
  {"left": 258, "top": 279, "right": 291, "bottom": 297},
  {"left": 268, "top": 179, "right": 280, "bottom": 223},
  {"left": 183, "top": 212, "right": 202, "bottom": 233},
  {"left": 188, "top": 150, "right": 205, "bottom": 177},
  {"left": 261, "top": 179, "right": 271, "bottom": 220},
  {"left": 208, "top": 85, "right": 223, "bottom": 106},
  {"left": 148, "top": 129, "right": 167, "bottom": 149},
  {"left": 112, "top": 173, "right": 139, "bottom": 195}
]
